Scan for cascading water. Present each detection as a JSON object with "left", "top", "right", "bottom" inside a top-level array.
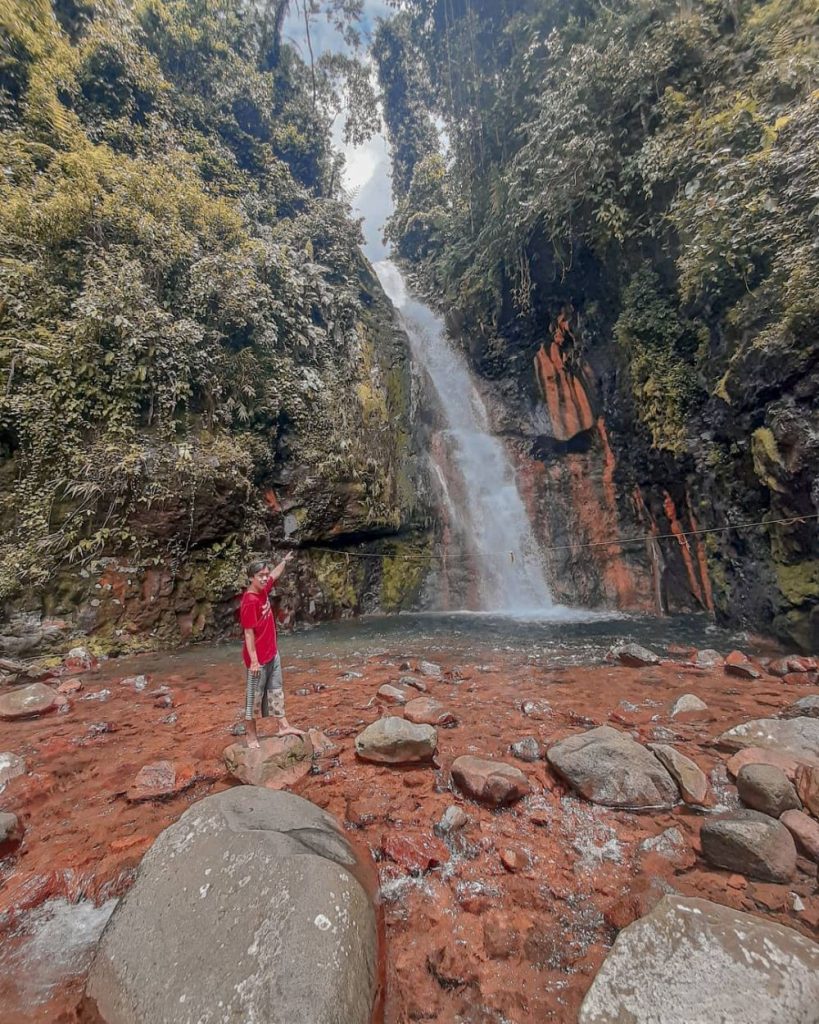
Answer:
[{"left": 375, "top": 260, "right": 554, "bottom": 615}]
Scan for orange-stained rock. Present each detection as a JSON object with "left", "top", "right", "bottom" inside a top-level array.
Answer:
[
  {"left": 795, "top": 765, "right": 819, "bottom": 817},
  {"left": 109, "top": 834, "right": 153, "bottom": 855},
  {"left": 0, "top": 683, "right": 60, "bottom": 720},
  {"left": 726, "top": 746, "right": 817, "bottom": 781},
  {"left": 404, "top": 697, "right": 456, "bottom": 727},
  {"left": 450, "top": 756, "right": 530, "bottom": 806},
  {"left": 380, "top": 831, "right": 448, "bottom": 873},
  {"left": 223, "top": 735, "right": 312, "bottom": 789},
  {"left": 725, "top": 651, "right": 761, "bottom": 679},
  {"left": 780, "top": 809, "right": 819, "bottom": 861},
  {"left": 57, "top": 678, "right": 83, "bottom": 695}
]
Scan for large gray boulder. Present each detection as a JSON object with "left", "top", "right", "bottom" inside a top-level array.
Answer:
[
  {"left": 547, "top": 726, "right": 679, "bottom": 809},
  {"left": 736, "top": 763, "right": 801, "bottom": 818},
  {"left": 354, "top": 716, "right": 437, "bottom": 764},
  {"left": 716, "top": 717, "right": 819, "bottom": 760},
  {"left": 700, "top": 809, "right": 797, "bottom": 882},
  {"left": 84, "top": 788, "right": 378, "bottom": 1024},
  {"left": 579, "top": 895, "right": 819, "bottom": 1024}
]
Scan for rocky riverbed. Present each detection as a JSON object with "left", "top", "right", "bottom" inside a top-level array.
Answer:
[{"left": 0, "top": 630, "right": 818, "bottom": 1023}]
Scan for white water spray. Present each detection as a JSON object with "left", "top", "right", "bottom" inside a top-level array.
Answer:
[{"left": 375, "top": 260, "right": 554, "bottom": 615}]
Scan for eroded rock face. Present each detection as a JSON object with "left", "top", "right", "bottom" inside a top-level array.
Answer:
[
  {"left": 223, "top": 734, "right": 313, "bottom": 788},
  {"left": 0, "top": 683, "right": 59, "bottom": 720},
  {"left": 547, "top": 726, "right": 679, "bottom": 809},
  {"left": 700, "top": 809, "right": 797, "bottom": 882},
  {"left": 84, "top": 788, "right": 378, "bottom": 1024},
  {"left": 354, "top": 717, "right": 437, "bottom": 764},
  {"left": 450, "top": 756, "right": 530, "bottom": 806},
  {"left": 578, "top": 895, "right": 819, "bottom": 1024}
]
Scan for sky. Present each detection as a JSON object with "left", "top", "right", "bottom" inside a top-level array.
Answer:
[{"left": 282, "top": 1, "right": 395, "bottom": 262}]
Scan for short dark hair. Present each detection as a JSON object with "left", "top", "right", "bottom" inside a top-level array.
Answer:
[{"left": 247, "top": 559, "right": 268, "bottom": 578}]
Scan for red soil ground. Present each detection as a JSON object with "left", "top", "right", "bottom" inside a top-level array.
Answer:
[{"left": 0, "top": 643, "right": 817, "bottom": 1023}]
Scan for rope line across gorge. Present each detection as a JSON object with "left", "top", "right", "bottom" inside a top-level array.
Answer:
[{"left": 285, "top": 512, "right": 819, "bottom": 564}]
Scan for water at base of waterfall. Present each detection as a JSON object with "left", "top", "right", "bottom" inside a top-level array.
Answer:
[{"left": 375, "top": 260, "right": 556, "bottom": 617}]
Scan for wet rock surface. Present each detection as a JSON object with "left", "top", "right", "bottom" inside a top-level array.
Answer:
[
  {"left": 84, "top": 788, "right": 378, "bottom": 1024},
  {"left": 547, "top": 726, "right": 679, "bottom": 808},
  {"left": 1, "top": 641, "right": 819, "bottom": 1023},
  {"left": 579, "top": 895, "right": 819, "bottom": 1024}
]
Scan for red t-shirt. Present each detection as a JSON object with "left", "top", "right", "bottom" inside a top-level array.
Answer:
[{"left": 240, "top": 578, "right": 277, "bottom": 667}]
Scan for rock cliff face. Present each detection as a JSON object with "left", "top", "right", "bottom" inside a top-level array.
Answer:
[{"left": 455, "top": 288, "right": 817, "bottom": 649}]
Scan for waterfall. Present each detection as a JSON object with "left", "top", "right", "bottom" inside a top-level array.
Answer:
[{"left": 375, "top": 260, "right": 554, "bottom": 615}]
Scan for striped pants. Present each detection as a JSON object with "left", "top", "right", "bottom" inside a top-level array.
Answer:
[{"left": 244, "top": 654, "right": 285, "bottom": 720}]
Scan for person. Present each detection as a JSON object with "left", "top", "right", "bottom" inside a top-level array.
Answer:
[{"left": 240, "top": 555, "right": 303, "bottom": 748}]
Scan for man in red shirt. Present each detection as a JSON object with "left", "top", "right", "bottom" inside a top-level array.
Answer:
[{"left": 240, "top": 555, "right": 303, "bottom": 748}]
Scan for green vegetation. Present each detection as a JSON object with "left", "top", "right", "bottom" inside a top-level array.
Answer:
[{"left": 0, "top": 0, "right": 390, "bottom": 606}]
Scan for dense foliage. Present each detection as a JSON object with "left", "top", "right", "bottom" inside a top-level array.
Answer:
[
  {"left": 0, "top": 0, "right": 381, "bottom": 603},
  {"left": 377, "top": 0, "right": 819, "bottom": 643}
]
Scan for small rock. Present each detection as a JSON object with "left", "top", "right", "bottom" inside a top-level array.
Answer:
[
  {"left": 456, "top": 880, "right": 497, "bottom": 914},
  {"left": 692, "top": 649, "right": 723, "bottom": 668},
  {"left": 0, "top": 752, "right": 26, "bottom": 789},
  {"left": 499, "top": 848, "right": 527, "bottom": 873},
  {"left": 521, "top": 700, "right": 551, "bottom": 720},
  {"left": 346, "top": 792, "right": 392, "bottom": 827},
  {"left": 0, "top": 811, "right": 23, "bottom": 850},
  {"left": 161, "top": 713, "right": 178, "bottom": 725},
  {"left": 230, "top": 722, "right": 247, "bottom": 736},
  {"left": 450, "top": 756, "right": 530, "bottom": 806},
  {"left": 724, "top": 650, "right": 761, "bottom": 679},
  {"left": 399, "top": 676, "right": 428, "bottom": 693},
  {"left": 57, "top": 679, "right": 83, "bottom": 695},
  {"left": 380, "top": 832, "right": 447, "bottom": 873},
  {"left": 307, "top": 728, "right": 338, "bottom": 757},
  {"left": 82, "top": 689, "right": 111, "bottom": 702},
  {"left": 780, "top": 809, "right": 819, "bottom": 861},
  {"left": 510, "top": 736, "right": 542, "bottom": 762},
  {"left": 223, "top": 735, "right": 312, "bottom": 788},
  {"left": 0, "top": 682, "right": 60, "bottom": 720},
  {"left": 610, "top": 643, "right": 660, "bottom": 667},
  {"left": 435, "top": 805, "right": 469, "bottom": 836},
  {"left": 120, "top": 675, "right": 149, "bottom": 691},
  {"left": 483, "top": 911, "right": 521, "bottom": 959},
  {"left": 700, "top": 809, "right": 797, "bottom": 882},
  {"left": 781, "top": 695, "right": 819, "bottom": 719},
  {"left": 127, "top": 760, "right": 197, "bottom": 802},
  {"left": 649, "top": 744, "right": 711, "bottom": 806},
  {"left": 404, "top": 697, "right": 455, "bottom": 727},
  {"left": 88, "top": 721, "right": 117, "bottom": 736},
  {"left": 638, "top": 827, "right": 693, "bottom": 869},
  {"left": 294, "top": 687, "right": 310, "bottom": 697},
  {"left": 736, "top": 764, "right": 801, "bottom": 817},
  {"left": 354, "top": 717, "right": 437, "bottom": 764},
  {"left": 795, "top": 764, "right": 819, "bottom": 817},
  {"left": 154, "top": 694, "right": 174, "bottom": 709},
  {"left": 670, "top": 693, "right": 708, "bottom": 718},
  {"left": 418, "top": 661, "right": 443, "bottom": 679},
  {"left": 376, "top": 683, "right": 410, "bottom": 706},
  {"left": 768, "top": 658, "right": 792, "bottom": 677},
  {"left": 64, "top": 646, "right": 96, "bottom": 672}
]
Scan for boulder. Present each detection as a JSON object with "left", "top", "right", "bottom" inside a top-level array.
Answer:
[
  {"left": 610, "top": 643, "right": 660, "bottom": 667},
  {"left": 547, "top": 726, "right": 678, "bottom": 809},
  {"left": 376, "top": 683, "right": 410, "bottom": 706},
  {"left": 649, "top": 744, "right": 711, "bottom": 806},
  {"left": 670, "top": 693, "right": 708, "bottom": 718},
  {"left": 509, "top": 736, "right": 542, "bottom": 762},
  {"left": 736, "top": 764, "right": 801, "bottom": 818},
  {"left": 0, "top": 811, "right": 23, "bottom": 851},
  {"left": 795, "top": 764, "right": 819, "bottom": 817},
  {"left": 578, "top": 895, "right": 819, "bottom": 1024},
  {"left": 126, "top": 761, "right": 197, "bottom": 802},
  {"left": 403, "top": 697, "right": 455, "bottom": 727},
  {"left": 726, "top": 745, "right": 817, "bottom": 782},
  {"left": 780, "top": 809, "right": 819, "bottom": 861},
  {"left": 724, "top": 650, "right": 761, "bottom": 679},
  {"left": 224, "top": 734, "right": 313, "bottom": 788},
  {"left": 781, "top": 695, "right": 819, "bottom": 719},
  {"left": 84, "top": 788, "right": 378, "bottom": 1024},
  {"left": 0, "top": 683, "right": 60, "bottom": 720},
  {"left": 700, "top": 809, "right": 797, "bottom": 882},
  {"left": 0, "top": 751, "right": 26, "bottom": 790},
  {"left": 354, "top": 717, "right": 437, "bottom": 764},
  {"left": 717, "top": 717, "right": 819, "bottom": 761},
  {"left": 450, "top": 756, "right": 530, "bottom": 806}
]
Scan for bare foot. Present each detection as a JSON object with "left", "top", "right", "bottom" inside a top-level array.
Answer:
[
  {"left": 246, "top": 721, "right": 260, "bottom": 749},
  {"left": 277, "top": 721, "right": 306, "bottom": 738}
]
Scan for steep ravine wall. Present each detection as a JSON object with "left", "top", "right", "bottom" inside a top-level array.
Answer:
[
  {"left": 1, "top": 262, "right": 433, "bottom": 661},
  {"left": 453, "top": 296, "right": 818, "bottom": 651}
]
